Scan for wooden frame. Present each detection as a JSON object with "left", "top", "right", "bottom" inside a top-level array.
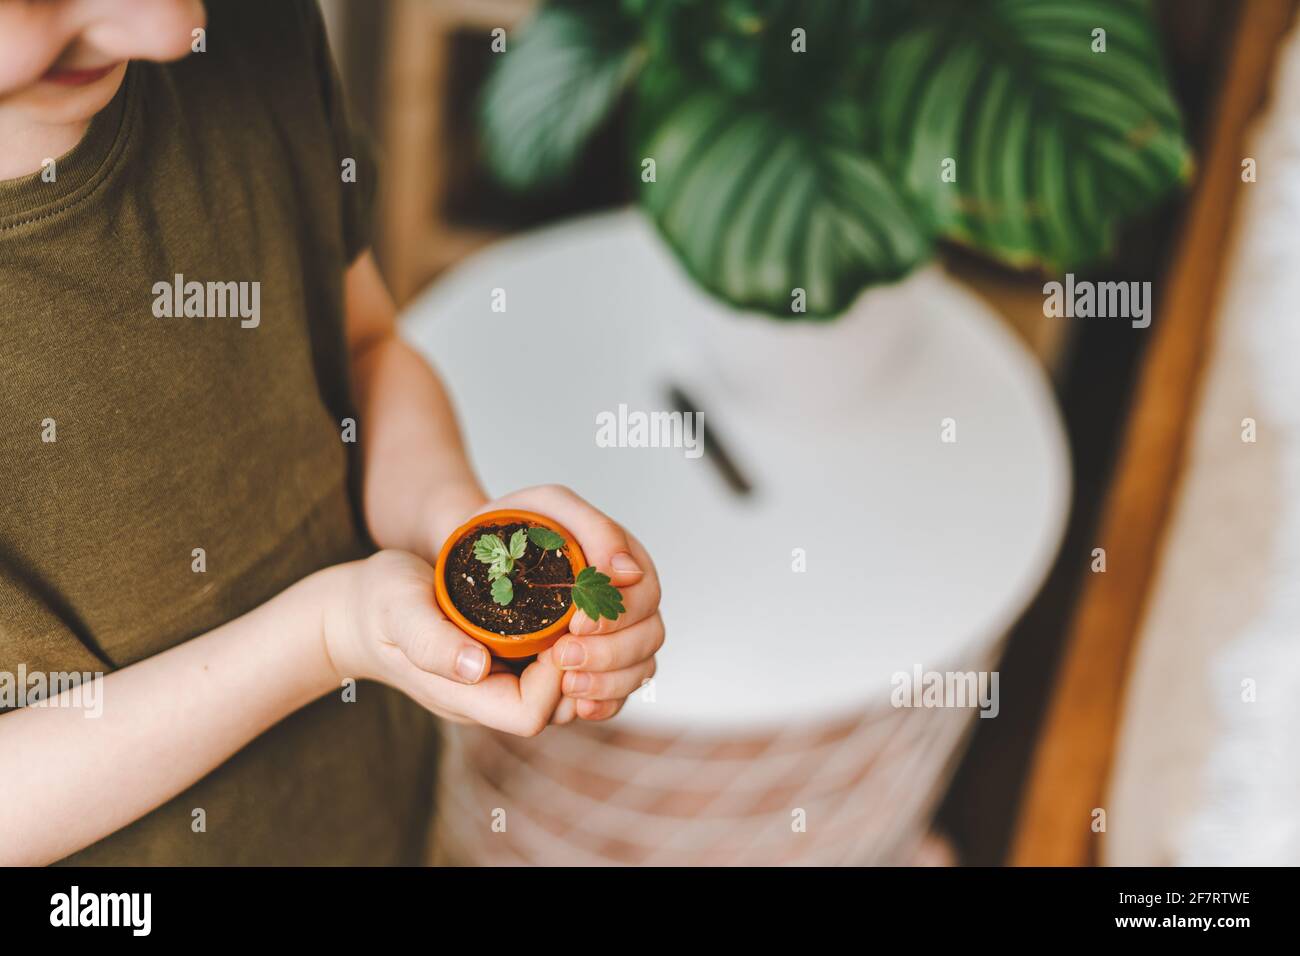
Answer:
[
  {"left": 379, "top": 0, "right": 536, "bottom": 305},
  {"left": 1010, "top": 0, "right": 1300, "bottom": 866}
]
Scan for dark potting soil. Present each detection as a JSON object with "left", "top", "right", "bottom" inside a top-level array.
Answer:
[{"left": 444, "top": 522, "right": 575, "bottom": 637}]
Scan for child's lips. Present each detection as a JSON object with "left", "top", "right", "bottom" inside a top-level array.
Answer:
[{"left": 41, "top": 63, "right": 121, "bottom": 87}]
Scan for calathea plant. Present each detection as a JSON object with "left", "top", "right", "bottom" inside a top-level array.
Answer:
[{"left": 481, "top": 0, "right": 1191, "bottom": 318}]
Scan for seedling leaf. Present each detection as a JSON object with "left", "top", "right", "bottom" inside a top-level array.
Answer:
[
  {"left": 570, "top": 566, "right": 625, "bottom": 621},
  {"left": 527, "top": 527, "right": 566, "bottom": 551},
  {"left": 474, "top": 533, "right": 517, "bottom": 581},
  {"left": 474, "top": 534, "right": 509, "bottom": 565},
  {"left": 491, "top": 576, "right": 514, "bottom": 606},
  {"left": 509, "top": 529, "right": 528, "bottom": 559}
]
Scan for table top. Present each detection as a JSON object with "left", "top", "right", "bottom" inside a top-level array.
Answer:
[{"left": 403, "top": 209, "right": 1070, "bottom": 732}]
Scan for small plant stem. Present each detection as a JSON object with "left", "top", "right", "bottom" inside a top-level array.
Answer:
[
  {"left": 512, "top": 569, "right": 573, "bottom": 589},
  {"left": 512, "top": 564, "right": 573, "bottom": 589}
]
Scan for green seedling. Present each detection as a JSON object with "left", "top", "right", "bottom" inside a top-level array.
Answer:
[{"left": 473, "top": 526, "right": 625, "bottom": 621}]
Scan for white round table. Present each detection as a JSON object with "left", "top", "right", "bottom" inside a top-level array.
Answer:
[{"left": 403, "top": 209, "right": 1070, "bottom": 864}]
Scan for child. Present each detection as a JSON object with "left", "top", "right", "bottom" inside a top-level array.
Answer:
[{"left": 0, "top": 0, "right": 663, "bottom": 865}]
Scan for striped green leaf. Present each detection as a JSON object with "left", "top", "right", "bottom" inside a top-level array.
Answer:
[
  {"left": 874, "top": 0, "right": 1192, "bottom": 270},
  {"left": 637, "top": 87, "right": 930, "bottom": 318},
  {"left": 481, "top": 4, "right": 642, "bottom": 190}
]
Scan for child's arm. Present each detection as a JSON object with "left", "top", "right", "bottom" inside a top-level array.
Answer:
[
  {"left": 0, "top": 552, "right": 565, "bottom": 866},
  {"left": 0, "top": 569, "right": 338, "bottom": 866},
  {"left": 346, "top": 253, "right": 664, "bottom": 722},
  {"left": 345, "top": 252, "right": 488, "bottom": 555}
]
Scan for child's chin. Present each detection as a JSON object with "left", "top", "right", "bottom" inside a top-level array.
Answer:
[{"left": 17, "top": 65, "right": 126, "bottom": 124}]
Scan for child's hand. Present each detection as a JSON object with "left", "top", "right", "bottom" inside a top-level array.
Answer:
[
  {"left": 322, "top": 551, "right": 563, "bottom": 736},
  {"left": 464, "top": 485, "right": 663, "bottom": 724}
]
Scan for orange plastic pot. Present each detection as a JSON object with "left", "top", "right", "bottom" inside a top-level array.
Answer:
[{"left": 433, "top": 508, "right": 587, "bottom": 659}]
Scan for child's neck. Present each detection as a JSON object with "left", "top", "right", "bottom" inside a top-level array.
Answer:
[{"left": 0, "top": 114, "right": 92, "bottom": 182}]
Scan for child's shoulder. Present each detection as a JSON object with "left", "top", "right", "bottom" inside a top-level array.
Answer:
[
  {"left": 155, "top": 0, "right": 347, "bottom": 158},
  {"left": 185, "top": 0, "right": 335, "bottom": 100}
]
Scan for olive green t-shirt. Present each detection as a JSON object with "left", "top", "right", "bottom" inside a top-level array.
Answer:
[{"left": 0, "top": 1, "right": 438, "bottom": 864}]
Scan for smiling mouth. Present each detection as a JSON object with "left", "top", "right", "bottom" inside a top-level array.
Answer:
[{"left": 41, "top": 63, "right": 121, "bottom": 87}]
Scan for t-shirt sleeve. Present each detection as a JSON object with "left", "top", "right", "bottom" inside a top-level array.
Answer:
[{"left": 301, "top": 0, "right": 377, "bottom": 264}]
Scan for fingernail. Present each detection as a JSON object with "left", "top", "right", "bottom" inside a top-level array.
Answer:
[
  {"left": 569, "top": 611, "right": 598, "bottom": 635},
  {"left": 557, "top": 640, "right": 586, "bottom": 669},
  {"left": 565, "top": 672, "right": 591, "bottom": 695},
  {"left": 456, "top": 646, "right": 486, "bottom": 683},
  {"left": 610, "top": 552, "right": 642, "bottom": 575}
]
